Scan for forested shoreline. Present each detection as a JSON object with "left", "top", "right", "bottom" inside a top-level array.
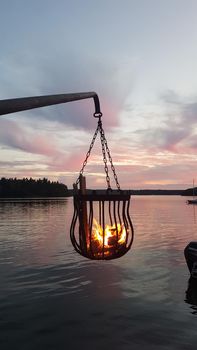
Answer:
[
  {"left": 0, "top": 177, "right": 195, "bottom": 197},
  {"left": 0, "top": 178, "right": 69, "bottom": 197}
]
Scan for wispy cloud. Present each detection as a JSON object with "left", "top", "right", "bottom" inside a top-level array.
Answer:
[
  {"left": 133, "top": 90, "right": 197, "bottom": 152},
  {"left": 0, "top": 119, "right": 60, "bottom": 157}
]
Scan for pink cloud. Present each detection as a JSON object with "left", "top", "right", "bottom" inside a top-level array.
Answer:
[
  {"left": 0, "top": 119, "right": 60, "bottom": 157},
  {"left": 47, "top": 151, "right": 85, "bottom": 172}
]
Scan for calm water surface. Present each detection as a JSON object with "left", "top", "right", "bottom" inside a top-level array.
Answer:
[{"left": 0, "top": 196, "right": 197, "bottom": 349}]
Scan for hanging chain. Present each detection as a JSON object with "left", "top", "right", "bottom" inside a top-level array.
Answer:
[
  {"left": 76, "top": 115, "right": 121, "bottom": 190},
  {"left": 98, "top": 118, "right": 111, "bottom": 189},
  {"left": 98, "top": 119, "right": 121, "bottom": 190},
  {"left": 76, "top": 124, "right": 100, "bottom": 185}
]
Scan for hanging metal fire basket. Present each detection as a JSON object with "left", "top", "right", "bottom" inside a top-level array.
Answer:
[
  {"left": 70, "top": 95, "right": 134, "bottom": 260},
  {"left": 70, "top": 179, "right": 134, "bottom": 260}
]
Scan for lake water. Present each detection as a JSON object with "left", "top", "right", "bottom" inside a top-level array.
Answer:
[{"left": 0, "top": 196, "right": 197, "bottom": 350}]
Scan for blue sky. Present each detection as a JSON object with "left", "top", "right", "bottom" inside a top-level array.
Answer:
[{"left": 0, "top": 0, "right": 196, "bottom": 189}]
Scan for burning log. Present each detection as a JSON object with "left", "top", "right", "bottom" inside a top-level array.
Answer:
[{"left": 88, "top": 219, "right": 128, "bottom": 258}]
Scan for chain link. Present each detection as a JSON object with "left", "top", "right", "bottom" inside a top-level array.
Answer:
[
  {"left": 76, "top": 124, "right": 100, "bottom": 184},
  {"left": 98, "top": 119, "right": 121, "bottom": 190},
  {"left": 98, "top": 119, "right": 111, "bottom": 189},
  {"left": 76, "top": 116, "right": 121, "bottom": 190}
]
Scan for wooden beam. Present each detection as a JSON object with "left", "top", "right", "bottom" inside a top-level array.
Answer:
[{"left": 79, "top": 175, "right": 89, "bottom": 250}]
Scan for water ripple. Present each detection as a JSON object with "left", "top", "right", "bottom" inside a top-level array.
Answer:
[{"left": 0, "top": 196, "right": 197, "bottom": 349}]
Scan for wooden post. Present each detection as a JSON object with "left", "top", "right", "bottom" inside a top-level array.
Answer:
[{"left": 79, "top": 175, "right": 89, "bottom": 250}]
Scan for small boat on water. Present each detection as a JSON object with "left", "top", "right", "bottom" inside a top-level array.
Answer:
[
  {"left": 187, "top": 199, "right": 197, "bottom": 204},
  {"left": 184, "top": 242, "right": 197, "bottom": 278},
  {"left": 187, "top": 179, "right": 197, "bottom": 204}
]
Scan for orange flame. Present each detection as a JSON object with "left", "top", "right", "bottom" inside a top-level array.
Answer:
[{"left": 92, "top": 218, "right": 126, "bottom": 248}]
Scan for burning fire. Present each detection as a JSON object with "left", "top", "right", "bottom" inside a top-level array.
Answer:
[{"left": 92, "top": 218, "right": 127, "bottom": 249}]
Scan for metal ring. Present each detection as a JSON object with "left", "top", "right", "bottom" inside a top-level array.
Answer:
[{"left": 94, "top": 112, "right": 103, "bottom": 118}]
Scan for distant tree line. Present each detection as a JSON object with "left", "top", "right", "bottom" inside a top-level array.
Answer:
[
  {"left": 82, "top": 189, "right": 184, "bottom": 195},
  {"left": 0, "top": 178, "right": 69, "bottom": 198},
  {"left": 0, "top": 177, "right": 195, "bottom": 197},
  {"left": 129, "top": 189, "right": 183, "bottom": 195},
  {"left": 181, "top": 187, "right": 197, "bottom": 196}
]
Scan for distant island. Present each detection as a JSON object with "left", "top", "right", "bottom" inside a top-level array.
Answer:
[
  {"left": 129, "top": 189, "right": 183, "bottom": 195},
  {"left": 0, "top": 177, "right": 196, "bottom": 198},
  {"left": 129, "top": 188, "right": 196, "bottom": 196},
  {"left": 181, "top": 187, "right": 197, "bottom": 197},
  {"left": 0, "top": 178, "right": 69, "bottom": 198}
]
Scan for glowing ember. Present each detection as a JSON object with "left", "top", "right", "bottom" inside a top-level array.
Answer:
[{"left": 92, "top": 218, "right": 127, "bottom": 249}]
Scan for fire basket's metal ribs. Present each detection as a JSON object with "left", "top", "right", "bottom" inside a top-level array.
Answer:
[{"left": 70, "top": 187, "right": 134, "bottom": 260}]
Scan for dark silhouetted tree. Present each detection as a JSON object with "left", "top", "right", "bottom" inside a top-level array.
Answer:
[{"left": 0, "top": 178, "right": 69, "bottom": 197}]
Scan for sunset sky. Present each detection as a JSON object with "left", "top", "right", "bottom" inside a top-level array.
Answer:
[{"left": 0, "top": 0, "right": 196, "bottom": 189}]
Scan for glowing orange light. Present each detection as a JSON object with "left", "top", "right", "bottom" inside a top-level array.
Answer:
[{"left": 91, "top": 218, "right": 127, "bottom": 251}]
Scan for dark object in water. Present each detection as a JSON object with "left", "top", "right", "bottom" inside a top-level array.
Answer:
[
  {"left": 187, "top": 199, "right": 197, "bottom": 205},
  {"left": 185, "top": 277, "right": 197, "bottom": 313},
  {"left": 184, "top": 242, "right": 197, "bottom": 277}
]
